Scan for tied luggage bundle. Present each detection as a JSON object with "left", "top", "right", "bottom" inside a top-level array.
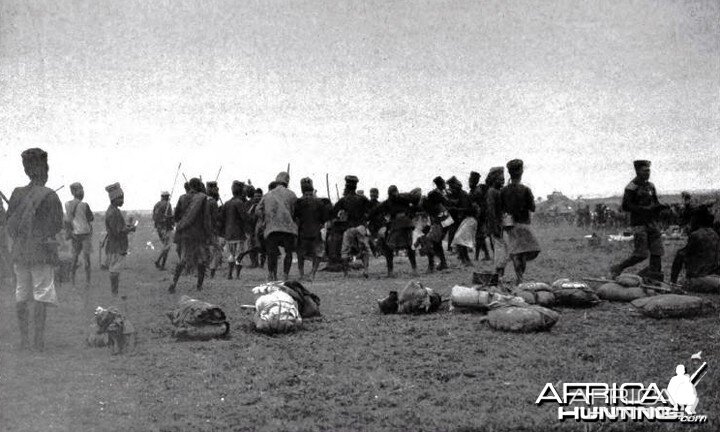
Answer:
[
  {"left": 86, "top": 306, "right": 136, "bottom": 355},
  {"left": 631, "top": 295, "right": 715, "bottom": 319},
  {"left": 389, "top": 281, "right": 441, "bottom": 314},
  {"left": 597, "top": 283, "right": 655, "bottom": 302},
  {"left": 450, "top": 285, "right": 519, "bottom": 311},
  {"left": 550, "top": 279, "right": 600, "bottom": 308},
  {"left": 686, "top": 275, "right": 720, "bottom": 294},
  {"left": 251, "top": 281, "right": 321, "bottom": 333},
  {"left": 513, "top": 282, "right": 555, "bottom": 307},
  {"left": 486, "top": 297, "right": 560, "bottom": 333},
  {"left": 167, "top": 296, "right": 230, "bottom": 339}
]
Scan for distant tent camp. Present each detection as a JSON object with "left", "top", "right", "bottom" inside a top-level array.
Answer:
[{"left": 535, "top": 191, "right": 576, "bottom": 224}]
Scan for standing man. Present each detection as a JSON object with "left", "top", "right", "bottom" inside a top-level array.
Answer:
[
  {"left": 367, "top": 187, "right": 383, "bottom": 257},
  {"left": 256, "top": 172, "right": 297, "bottom": 281},
  {"left": 295, "top": 178, "right": 330, "bottom": 281},
  {"left": 152, "top": 191, "right": 174, "bottom": 270},
  {"left": 169, "top": 178, "right": 213, "bottom": 293},
  {"left": 246, "top": 187, "right": 264, "bottom": 268},
  {"left": 485, "top": 167, "right": 508, "bottom": 283},
  {"left": 422, "top": 176, "right": 450, "bottom": 272},
  {"left": 447, "top": 176, "right": 474, "bottom": 266},
  {"left": 64, "top": 182, "right": 94, "bottom": 287},
  {"left": 371, "top": 185, "right": 420, "bottom": 277},
  {"left": 610, "top": 160, "right": 667, "bottom": 281},
  {"left": 500, "top": 159, "right": 541, "bottom": 284},
  {"left": 333, "top": 175, "right": 372, "bottom": 277},
  {"left": 220, "top": 181, "right": 247, "bottom": 279},
  {"left": 469, "top": 171, "right": 492, "bottom": 261},
  {"left": 6, "top": 148, "right": 63, "bottom": 351},
  {"left": 104, "top": 183, "right": 135, "bottom": 296},
  {"left": 205, "top": 181, "right": 223, "bottom": 279},
  {"left": 0, "top": 194, "right": 11, "bottom": 288}
]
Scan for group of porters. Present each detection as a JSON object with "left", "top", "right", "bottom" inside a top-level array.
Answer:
[{"left": 1, "top": 147, "right": 718, "bottom": 352}]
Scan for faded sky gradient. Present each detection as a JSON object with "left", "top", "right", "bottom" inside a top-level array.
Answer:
[{"left": 1, "top": 0, "right": 718, "bottom": 210}]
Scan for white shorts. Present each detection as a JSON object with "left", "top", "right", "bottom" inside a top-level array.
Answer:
[{"left": 15, "top": 263, "right": 58, "bottom": 305}]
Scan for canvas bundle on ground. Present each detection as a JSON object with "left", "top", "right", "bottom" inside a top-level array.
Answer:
[
  {"left": 278, "top": 280, "right": 321, "bottom": 318},
  {"left": 252, "top": 282, "right": 303, "bottom": 333},
  {"left": 551, "top": 279, "right": 601, "bottom": 307},
  {"left": 514, "top": 282, "right": 555, "bottom": 306},
  {"left": 398, "top": 280, "right": 441, "bottom": 314},
  {"left": 86, "top": 306, "right": 136, "bottom": 354},
  {"left": 631, "top": 294, "right": 715, "bottom": 319},
  {"left": 450, "top": 286, "right": 526, "bottom": 311},
  {"left": 686, "top": 275, "right": 720, "bottom": 294},
  {"left": 597, "top": 282, "right": 654, "bottom": 302},
  {"left": 167, "top": 295, "right": 230, "bottom": 339},
  {"left": 487, "top": 303, "right": 560, "bottom": 332}
]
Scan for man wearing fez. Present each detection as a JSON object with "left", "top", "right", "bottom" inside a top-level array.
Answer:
[
  {"left": 295, "top": 177, "right": 331, "bottom": 281},
  {"left": 220, "top": 181, "right": 248, "bottom": 279},
  {"left": 64, "top": 182, "right": 94, "bottom": 287},
  {"left": 169, "top": 178, "right": 213, "bottom": 293},
  {"left": 333, "top": 175, "right": 372, "bottom": 277},
  {"left": 104, "top": 183, "right": 136, "bottom": 296},
  {"left": 152, "top": 191, "right": 174, "bottom": 270},
  {"left": 6, "top": 148, "right": 63, "bottom": 350},
  {"left": 611, "top": 160, "right": 667, "bottom": 280},
  {"left": 256, "top": 172, "right": 297, "bottom": 281},
  {"left": 500, "top": 159, "right": 541, "bottom": 284}
]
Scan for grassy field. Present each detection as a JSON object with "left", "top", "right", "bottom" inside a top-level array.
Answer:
[{"left": 0, "top": 219, "right": 718, "bottom": 432}]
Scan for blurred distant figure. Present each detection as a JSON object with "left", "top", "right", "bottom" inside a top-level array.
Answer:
[
  {"left": 447, "top": 176, "right": 474, "bottom": 267},
  {"left": 671, "top": 205, "right": 719, "bottom": 284},
  {"left": 0, "top": 195, "right": 11, "bottom": 288},
  {"left": 422, "top": 176, "right": 450, "bottom": 272},
  {"left": 371, "top": 185, "right": 420, "bottom": 277},
  {"left": 65, "top": 182, "right": 94, "bottom": 287},
  {"left": 169, "top": 178, "right": 213, "bottom": 293},
  {"left": 246, "top": 187, "right": 264, "bottom": 268},
  {"left": 173, "top": 182, "right": 191, "bottom": 260},
  {"left": 152, "top": 191, "right": 174, "bottom": 270},
  {"left": 610, "top": 160, "right": 666, "bottom": 281},
  {"left": 501, "top": 159, "right": 541, "bottom": 284},
  {"left": 469, "top": 171, "right": 492, "bottom": 262},
  {"left": 256, "top": 172, "right": 297, "bottom": 281},
  {"left": 104, "top": 183, "right": 135, "bottom": 296},
  {"left": 6, "top": 148, "right": 63, "bottom": 351}
]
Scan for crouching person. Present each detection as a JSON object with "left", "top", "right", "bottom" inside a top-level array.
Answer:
[{"left": 6, "top": 148, "right": 63, "bottom": 351}]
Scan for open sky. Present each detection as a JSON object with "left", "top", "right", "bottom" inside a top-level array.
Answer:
[{"left": 1, "top": 0, "right": 718, "bottom": 210}]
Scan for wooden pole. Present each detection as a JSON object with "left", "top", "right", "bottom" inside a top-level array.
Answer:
[
  {"left": 335, "top": 183, "right": 340, "bottom": 201},
  {"left": 325, "top": 173, "right": 331, "bottom": 201}
]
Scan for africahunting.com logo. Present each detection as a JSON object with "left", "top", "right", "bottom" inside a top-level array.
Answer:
[{"left": 536, "top": 352, "right": 708, "bottom": 424}]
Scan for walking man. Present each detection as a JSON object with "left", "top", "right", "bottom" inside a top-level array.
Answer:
[
  {"left": 256, "top": 172, "right": 297, "bottom": 281},
  {"left": 152, "top": 191, "right": 174, "bottom": 270},
  {"left": 64, "top": 182, "right": 94, "bottom": 286},
  {"left": 295, "top": 177, "right": 331, "bottom": 281},
  {"left": 220, "top": 181, "right": 248, "bottom": 279},
  {"left": 485, "top": 167, "right": 509, "bottom": 283},
  {"left": 610, "top": 160, "right": 667, "bottom": 281},
  {"left": 6, "top": 148, "right": 63, "bottom": 351}
]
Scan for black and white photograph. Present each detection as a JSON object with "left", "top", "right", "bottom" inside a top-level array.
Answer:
[{"left": 0, "top": 1, "right": 718, "bottom": 430}]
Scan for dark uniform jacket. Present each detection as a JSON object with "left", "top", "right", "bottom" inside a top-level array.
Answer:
[
  {"left": 622, "top": 178, "right": 660, "bottom": 227},
  {"left": 105, "top": 205, "right": 129, "bottom": 255},
  {"left": 332, "top": 193, "right": 371, "bottom": 228},
  {"left": 152, "top": 200, "right": 174, "bottom": 231},
  {"left": 219, "top": 197, "right": 247, "bottom": 241},
  {"left": 500, "top": 182, "right": 535, "bottom": 225},
  {"left": 6, "top": 185, "right": 63, "bottom": 265},
  {"left": 686, "top": 227, "right": 720, "bottom": 279},
  {"left": 295, "top": 196, "right": 331, "bottom": 240}
]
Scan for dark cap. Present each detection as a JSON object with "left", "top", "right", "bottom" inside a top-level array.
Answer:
[
  {"left": 344, "top": 175, "right": 359, "bottom": 184},
  {"left": 633, "top": 160, "right": 651, "bottom": 170},
  {"left": 433, "top": 176, "right": 446, "bottom": 188},
  {"left": 188, "top": 177, "right": 204, "bottom": 192},
  {"left": 506, "top": 159, "right": 524, "bottom": 173},
  {"left": 469, "top": 171, "right": 481, "bottom": 182},
  {"left": 300, "top": 177, "right": 314, "bottom": 192}
]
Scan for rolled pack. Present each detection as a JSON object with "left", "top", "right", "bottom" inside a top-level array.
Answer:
[
  {"left": 488, "top": 305, "right": 560, "bottom": 332},
  {"left": 631, "top": 294, "right": 715, "bottom": 319},
  {"left": 551, "top": 279, "right": 600, "bottom": 307},
  {"left": 686, "top": 275, "right": 720, "bottom": 294},
  {"left": 597, "top": 282, "right": 653, "bottom": 302},
  {"left": 615, "top": 273, "right": 643, "bottom": 287}
]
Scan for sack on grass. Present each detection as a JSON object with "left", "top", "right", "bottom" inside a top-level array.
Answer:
[
  {"left": 451, "top": 285, "right": 526, "bottom": 311},
  {"left": 551, "top": 279, "right": 601, "bottom": 307},
  {"left": 513, "top": 289, "right": 556, "bottom": 307},
  {"left": 686, "top": 275, "right": 720, "bottom": 294},
  {"left": 254, "top": 290, "right": 302, "bottom": 334},
  {"left": 631, "top": 294, "right": 715, "bottom": 319},
  {"left": 398, "top": 281, "right": 441, "bottom": 314},
  {"left": 597, "top": 282, "right": 653, "bottom": 302},
  {"left": 487, "top": 304, "right": 560, "bottom": 332},
  {"left": 167, "top": 296, "right": 230, "bottom": 339},
  {"left": 615, "top": 273, "right": 643, "bottom": 287}
]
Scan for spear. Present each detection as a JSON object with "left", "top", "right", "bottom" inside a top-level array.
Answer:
[
  {"left": 335, "top": 183, "right": 340, "bottom": 201},
  {"left": 169, "top": 163, "right": 182, "bottom": 198},
  {"left": 325, "top": 173, "right": 331, "bottom": 201},
  {"left": 54, "top": 185, "right": 65, "bottom": 193},
  {"left": 215, "top": 166, "right": 223, "bottom": 182},
  {"left": 287, "top": 163, "right": 290, "bottom": 176},
  {"left": 0, "top": 190, "right": 8, "bottom": 205}
]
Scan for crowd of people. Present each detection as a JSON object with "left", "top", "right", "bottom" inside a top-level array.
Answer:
[{"left": 0, "top": 148, "right": 718, "bottom": 351}]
